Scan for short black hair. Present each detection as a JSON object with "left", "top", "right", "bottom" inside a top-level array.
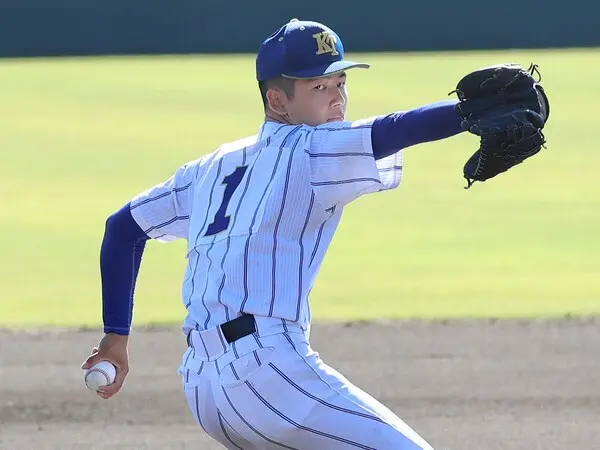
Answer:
[{"left": 258, "top": 76, "right": 296, "bottom": 111}]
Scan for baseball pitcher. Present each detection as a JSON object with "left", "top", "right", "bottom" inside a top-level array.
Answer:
[{"left": 82, "top": 18, "right": 549, "bottom": 449}]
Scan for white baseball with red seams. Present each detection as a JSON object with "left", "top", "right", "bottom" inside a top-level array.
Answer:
[{"left": 84, "top": 361, "right": 116, "bottom": 391}]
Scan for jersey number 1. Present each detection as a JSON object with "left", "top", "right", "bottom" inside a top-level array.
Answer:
[{"left": 205, "top": 166, "right": 248, "bottom": 236}]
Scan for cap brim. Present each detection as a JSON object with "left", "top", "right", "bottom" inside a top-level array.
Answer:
[{"left": 282, "top": 60, "right": 370, "bottom": 79}]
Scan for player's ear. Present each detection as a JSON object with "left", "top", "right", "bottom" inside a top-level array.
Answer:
[{"left": 266, "top": 88, "right": 288, "bottom": 116}]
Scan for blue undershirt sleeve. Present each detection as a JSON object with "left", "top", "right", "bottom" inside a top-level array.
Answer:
[
  {"left": 371, "top": 99, "right": 464, "bottom": 160},
  {"left": 100, "top": 202, "right": 149, "bottom": 336}
]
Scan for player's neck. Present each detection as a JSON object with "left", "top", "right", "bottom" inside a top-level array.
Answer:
[{"left": 265, "top": 111, "right": 294, "bottom": 125}]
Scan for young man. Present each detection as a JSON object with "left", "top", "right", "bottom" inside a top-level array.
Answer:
[{"left": 82, "top": 18, "right": 464, "bottom": 449}]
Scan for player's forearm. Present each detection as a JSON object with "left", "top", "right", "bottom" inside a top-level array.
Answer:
[
  {"left": 371, "top": 99, "right": 464, "bottom": 160},
  {"left": 100, "top": 202, "right": 149, "bottom": 336}
]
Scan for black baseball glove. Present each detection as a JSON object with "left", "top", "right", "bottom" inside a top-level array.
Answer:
[{"left": 449, "top": 63, "right": 550, "bottom": 189}]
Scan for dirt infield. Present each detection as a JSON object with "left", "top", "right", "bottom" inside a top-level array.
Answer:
[{"left": 1, "top": 318, "right": 599, "bottom": 450}]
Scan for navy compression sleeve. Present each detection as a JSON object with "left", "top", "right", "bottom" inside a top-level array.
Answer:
[
  {"left": 100, "top": 202, "right": 149, "bottom": 335},
  {"left": 371, "top": 100, "right": 464, "bottom": 160}
]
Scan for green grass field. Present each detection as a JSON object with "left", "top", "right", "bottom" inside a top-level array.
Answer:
[{"left": 1, "top": 49, "right": 598, "bottom": 328}]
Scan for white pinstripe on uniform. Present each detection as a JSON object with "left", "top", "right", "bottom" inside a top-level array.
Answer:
[{"left": 129, "top": 119, "right": 433, "bottom": 449}]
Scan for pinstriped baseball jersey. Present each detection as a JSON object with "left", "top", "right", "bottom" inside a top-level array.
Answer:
[{"left": 129, "top": 117, "right": 403, "bottom": 335}]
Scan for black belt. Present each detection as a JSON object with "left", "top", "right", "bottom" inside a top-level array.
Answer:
[
  {"left": 220, "top": 314, "right": 257, "bottom": 343},
  {"left": 188, "top": 314, "right": 257, "bottom": 347}
]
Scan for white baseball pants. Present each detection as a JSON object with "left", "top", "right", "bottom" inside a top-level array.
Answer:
[{"left": 179, "top": 319, "right": 434, "bottom": 450}]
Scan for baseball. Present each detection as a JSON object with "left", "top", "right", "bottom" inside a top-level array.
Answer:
[{"left": 84, "top": 361, "right": 117, "bottom": 391}]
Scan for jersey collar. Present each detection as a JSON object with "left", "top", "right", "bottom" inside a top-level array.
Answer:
[{"left": 258, "top": 120, "right": 292, "bottom": 140}]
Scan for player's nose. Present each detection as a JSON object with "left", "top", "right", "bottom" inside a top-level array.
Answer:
[{"left": 331, "top": 87, "right": 345, "bottom": 108}]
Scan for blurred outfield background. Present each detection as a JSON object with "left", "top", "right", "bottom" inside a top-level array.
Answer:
[{"left": 0, "top": 1, "right": 598, "bottom": 328}]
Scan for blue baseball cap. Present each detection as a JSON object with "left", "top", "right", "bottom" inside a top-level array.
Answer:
[{"left": 256, "top": 19, "right": 370, "bottom": 82}]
